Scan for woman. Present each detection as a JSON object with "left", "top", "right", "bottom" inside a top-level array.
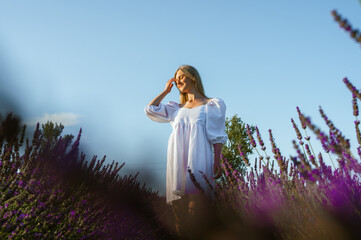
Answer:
[{"left": 144, "top": 65, "right": 228, "bottom": 237}]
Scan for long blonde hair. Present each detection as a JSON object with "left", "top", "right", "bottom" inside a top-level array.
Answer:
[{"left": 174, "top": 65, "right": 208, "bottom": 104}]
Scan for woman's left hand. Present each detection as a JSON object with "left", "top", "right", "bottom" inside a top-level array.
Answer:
[
  {"left": 213, "top": 161, "right": 222, "bottom": 179},
  {"left": 213, "top": 143, "right": 223, "bottom": 179}
]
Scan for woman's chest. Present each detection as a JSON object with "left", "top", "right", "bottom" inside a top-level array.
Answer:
[{"left": 173, "top": 105, "right": 206, "bottom": 124}]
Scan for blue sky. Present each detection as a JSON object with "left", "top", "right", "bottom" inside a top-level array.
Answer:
[{"left": 0, "top": 1, "right": 360, "bottom": 195}]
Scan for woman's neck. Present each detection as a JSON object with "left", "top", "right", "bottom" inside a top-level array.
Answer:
[{"left": 186, "top": 91, "right": 205, "bottom": 102}]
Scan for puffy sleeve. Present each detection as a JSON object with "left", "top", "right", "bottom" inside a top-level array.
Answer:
[
  {"left": 144, "top": 101, "right": 179, "bottom": 123},
  {"left": 206, "top": 98, "right": 228, "bottom": 145}
]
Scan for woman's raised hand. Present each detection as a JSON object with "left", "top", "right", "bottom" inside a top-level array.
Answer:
[
  {"left": 164, "top": 78, "right": 176, "bottom": 94},
  {"left": 147, "top": 78, "right": 176, "bottom": 106}
]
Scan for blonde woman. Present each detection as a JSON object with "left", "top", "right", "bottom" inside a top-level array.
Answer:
[{"left": 144, "top": 65, "right": 228, "bottom": 237}]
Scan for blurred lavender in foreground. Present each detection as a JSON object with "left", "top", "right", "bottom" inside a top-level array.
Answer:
[{"left": 0, "top": 118, "right": 176, "bottom": 239}]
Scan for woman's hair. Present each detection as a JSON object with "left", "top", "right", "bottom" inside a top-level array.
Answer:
[{"left": 174, "top": 65, "right": 208, "bottom": 104}]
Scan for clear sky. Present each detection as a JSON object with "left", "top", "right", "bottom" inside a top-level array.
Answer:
[{"left": 0, "top": 0, "right": 360, "bottom": 195}]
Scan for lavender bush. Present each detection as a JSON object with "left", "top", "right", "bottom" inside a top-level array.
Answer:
[
  {"left": 186, "top": 79, "right": 361, "bottom": 240},
  {"left": 213, "top": 79, "right": 361, "bottom": 239},
  {"left": 0, "top": 117, "right": 176, "bottom": 239}
]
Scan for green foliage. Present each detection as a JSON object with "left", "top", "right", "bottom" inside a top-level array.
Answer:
[
  {"left": 219, "top": 114, "right": 254, "bottom": 182},
  {"left": 42, "top": 121, "right": 64, "bottom": 142},
  {"left": 41, "top": 121, "right": 73, "bottom": 147}
]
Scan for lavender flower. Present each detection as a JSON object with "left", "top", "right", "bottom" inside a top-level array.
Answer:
[
  {"left": 352, "top": 93, "right": 359, "bottom": 117},
  {"left": 238, "top": 146, "right": 250, "bottom": 167},
  {"left": 332, "top": 10, "right": 361, "bottom": 45},
  {"left": 291, "top": 118, "right": 303, "bottom": 140},
  {"left": 296, "top": 107, "right": 307, "bottom": 129},
  {"left": 268, "top": 129, "right": 278, "bottom": 155},
  {"left": 343, "top": 77, "right": 361, "bottom": 100},
  {"left": 355, "top": 120, "right": 361, "bottom": 146},
  {"left": 255, "top": 126, "right": 265, "bottom": 149},
  {"left": 246, "top": 124, "right": 257, "bottom": 148},
  {"left": 305, "top": 144, "right": 317, "bottom": 167}
]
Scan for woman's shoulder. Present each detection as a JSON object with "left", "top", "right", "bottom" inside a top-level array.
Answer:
[
  {"left": 207, "top": 97, "right": 225, "bottom": 105},
  {"left": 207, "top": 98, "right": 226, "bottom": 114}
]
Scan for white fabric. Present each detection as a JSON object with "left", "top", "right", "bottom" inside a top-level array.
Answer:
[{"left": 144, "top": 98, "right": 228, "bottom": 205}]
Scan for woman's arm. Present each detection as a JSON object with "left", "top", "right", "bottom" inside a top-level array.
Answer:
[
  {"left": 213, "top": 143, "right": 223, "bottom": 179},
  {"left": 148, "top": 78, "right": 176, "bottom": 106},
  {"left": 148, "top": 91, "right": 168, "bottom": 106}
]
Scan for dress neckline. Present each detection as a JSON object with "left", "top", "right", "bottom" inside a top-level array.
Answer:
[
  {"left": 180, "top": 104, "right": 206, "bottom": 110},
  {"left": 179, "top": 98, "right": 213, "bottom": 110}
]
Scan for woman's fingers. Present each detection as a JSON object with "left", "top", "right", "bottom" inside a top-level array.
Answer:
[{"left": 164, "top": 78, "right": 176, "bottom": 93}]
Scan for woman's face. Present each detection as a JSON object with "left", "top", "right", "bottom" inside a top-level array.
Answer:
[{"left": 175, "top": 70, "right": 194, "bottom": 93}]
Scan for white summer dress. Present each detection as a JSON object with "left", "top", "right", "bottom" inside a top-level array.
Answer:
[{"left": 144, "top": 98, "right": 228, "bottom": 205}]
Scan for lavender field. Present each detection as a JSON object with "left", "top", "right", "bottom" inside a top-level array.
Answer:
[{"left": 0, "top": 9, "right": 361, "bottom": 240}]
